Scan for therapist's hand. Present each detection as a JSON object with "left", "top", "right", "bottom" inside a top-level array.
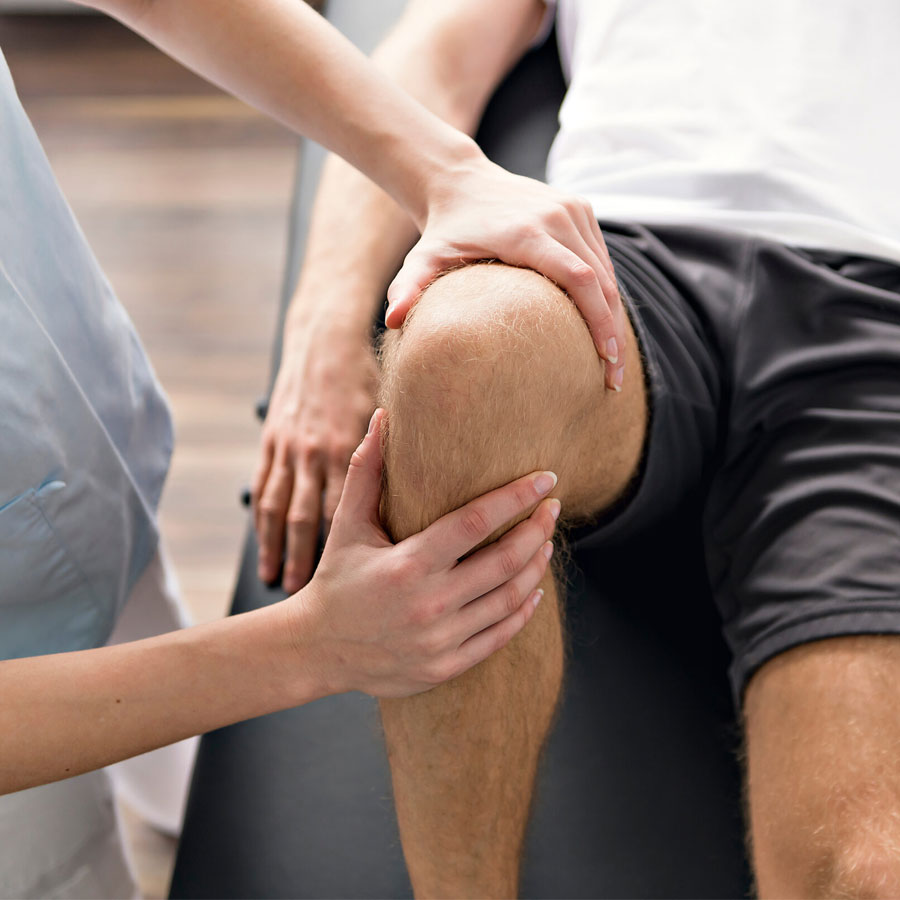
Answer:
[
  {"left": 386, "top": 154, "right": 627, "bottom": 392},
  {"left": 292, "top": 408, "right": 559, "bottom": 699},
  {"left": 252, "top": 322, "right": 376, "bottom": 593}
]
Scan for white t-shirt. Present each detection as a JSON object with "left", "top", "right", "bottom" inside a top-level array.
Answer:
[{"left": 546, "top": 0, "right": 900, "bottom": 264}]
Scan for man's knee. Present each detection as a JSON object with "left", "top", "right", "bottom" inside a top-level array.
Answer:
[
  {"left": 377, "top": 262, "right": 645, "bottom": 540},
  {"left": 768, "top": 793, "right": 900, "bottom": 898},
  {"left": 814, "top": 839, "right": 900, "bottom": 899}
]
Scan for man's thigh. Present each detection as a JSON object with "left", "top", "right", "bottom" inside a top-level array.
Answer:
[
  {"left": 744, "top": 635, "right": 900, "bottom": 897},
  {"left": 700, "top": 242, "right": 900, "bottom": 895}
]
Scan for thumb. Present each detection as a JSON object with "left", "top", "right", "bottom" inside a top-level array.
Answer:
[
  {"left": 386, "top": 240, "right": 444, "bottom": 329},
  {"left": 329, "top": 408, "right": 385, "bottom": 541}
]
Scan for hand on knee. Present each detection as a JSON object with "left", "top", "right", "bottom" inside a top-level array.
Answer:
[{"left": 377, "top": 262, "right": 646, "bottom": 542}]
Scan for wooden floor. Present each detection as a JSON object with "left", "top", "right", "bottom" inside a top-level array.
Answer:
[{"left": 1, "top": 12, "right": 298, "bottom": 897}]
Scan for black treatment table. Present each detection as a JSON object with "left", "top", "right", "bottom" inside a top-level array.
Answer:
[{"left": 169, "top": 3, "right": 754, "bottom": 896}]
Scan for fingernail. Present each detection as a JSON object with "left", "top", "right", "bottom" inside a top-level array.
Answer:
[
  {"left": 367, "top": 409, "right": 379, "bottom": 435},
  {"left": 532, "top": 588, "right": 544, "bottom": 608},
  {"left": 534, "top": 471, "right": 558, "bottom": 495},
  {"left": 606, "top": 338, "right": 619, "bottom": 365},
  {"left": 613, "top": 365, "right": 624, "bottom": 393},
  {"left": 542, "top": 541, "right": 554, "bottom": 561},
  {"left": 549, "top": 498, "right": 562, "bottom": 521}
]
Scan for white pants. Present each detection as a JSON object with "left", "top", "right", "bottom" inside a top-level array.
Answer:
[{"left": 0, "top": 548, "right": 198, "bottom": 900}]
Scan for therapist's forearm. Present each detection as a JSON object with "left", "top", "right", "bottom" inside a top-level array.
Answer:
[
  {"left": 0, "top": 600, "right": 323, "bottom": 795},
  {"left": 283, "top": 154, "right": 415, "bottom": 346},
  {"left": 83, "top": 0, "right": 478, "bottom": 229}
]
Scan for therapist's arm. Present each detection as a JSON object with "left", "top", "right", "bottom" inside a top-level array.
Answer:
[
  {"left": 79, "top": 0, "right": 625, "bottom": 378},
  {"left": 0, "top": 412, "right": 558, "bottom": 796}
]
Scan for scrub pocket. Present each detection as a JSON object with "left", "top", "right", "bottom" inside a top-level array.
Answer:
[{"left": 0, "top": 479, "right": 98, "bottom": 659}]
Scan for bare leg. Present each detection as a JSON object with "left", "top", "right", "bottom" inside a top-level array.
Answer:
[
  {"left": 745, "top": 635, "right": 900, "bottom": 898},
  {"left": 377, "top": 263, "right": 647, "bottom": 897}
]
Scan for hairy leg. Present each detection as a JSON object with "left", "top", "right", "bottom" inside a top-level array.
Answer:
[
  {"left": 377, "top": 263, "right": 647, "bottom": 897},
  {"left": 744, "top": 635, "right": 900, "bottom": 898}
]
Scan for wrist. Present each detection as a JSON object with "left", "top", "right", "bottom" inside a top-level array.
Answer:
[
  {"left": 283, "top": 302, "right": 372, "bottom": 354},
  {"left": 283, "top": 279, "right": 380, "bottom": 346},
  {"left": 395, "top": 127, "right": 485, "bottom": 230},
  {"left": 277, "top": 587, "right": 348, "bottom": 701}
]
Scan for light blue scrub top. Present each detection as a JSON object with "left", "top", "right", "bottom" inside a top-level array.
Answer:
[{"left": 0, "top": 49, "right": 173, "bottom": 659}]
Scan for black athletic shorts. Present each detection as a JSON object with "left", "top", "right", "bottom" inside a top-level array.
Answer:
[{"left": 575, "top": 220, "right": 900, "bottom": 707}]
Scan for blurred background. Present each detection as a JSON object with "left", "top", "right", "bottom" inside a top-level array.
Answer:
[{"left": 0, "top": 2, "right": 307, "bottom": 895}]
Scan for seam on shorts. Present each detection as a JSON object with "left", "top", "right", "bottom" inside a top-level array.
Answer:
[
  {"left": 607, "top": 242, "right": 709, "bottom": 411},
  {"left": 732, "top": 604, "right": 900, "bottom": 708},
  {"left": 712, "top": 235, "right": 760, "bottom": 621},
  {"left": 725, "top": 233, "right": 760, "bottom": 392}
]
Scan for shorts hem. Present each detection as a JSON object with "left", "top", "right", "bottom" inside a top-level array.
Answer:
[{"left": 731, "top": 605, "right": 900, "bottom": 711}]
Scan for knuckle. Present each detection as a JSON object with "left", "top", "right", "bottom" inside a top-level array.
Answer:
[
  {"left": 392, "top": 549, "right": 424, "bottom": 587},
  {"left": 443, "top": 658, "right": 464, "bottom": 682},
  {"left": 548, "top": 202, "right": 572, "bottom": 228},
  {"left": 503, "top": 580, "right": 521, "bottom": 614},
  {"left": 512, "top": 611, "right": 530, "bottom": 639},
  {"left": 460, "top": 505, "right": 492, "bottom": 542},
  {"left": 519, "top": 222, "right": 544, "bottom": 244},
  {"left": 348, "top": 447, "right": 366, "bottom": 470},
  {"left": 592, "top": 305, "right": 615, "bottom": 328},
  {"left": 569, "top": 263, "right": 599, "bottom": 288},
  {"left": 264, "top": 461, "right": 293, "bottom": 488},
  {"left": 257, "top": 499, "right": 284, "bottom": 518},
  {"left": 492, "top": 629, "right": 512, "bottom": 656},
  {"left": 424, "top": 658, "right": 454, "bottom": 686},
  {"left": 300, "top": 440, "right": 326, "bottom": 464},
  {"left": 410, "top": 598, "right": 444, "bottom": 626},
  {"left": 285, "top": 511, "right": 316, "bottom": 529},
  {"left": 497, "top": 546, "right": 521, "bottom": 580},
  {"left": 275, "top": 431, "right": 297, "bottom": 455},
  {"left": 561, "top": 196, "right": 582, "bottom": 218},
  {"left": 514, "top": 482, "right": 536, "bottom": 510},
  {"left": 416, "top": 630, "right": 442, "bottom": 659},
  {"left": 259, "top": 427, "right": 277, "bottom": 449}
]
